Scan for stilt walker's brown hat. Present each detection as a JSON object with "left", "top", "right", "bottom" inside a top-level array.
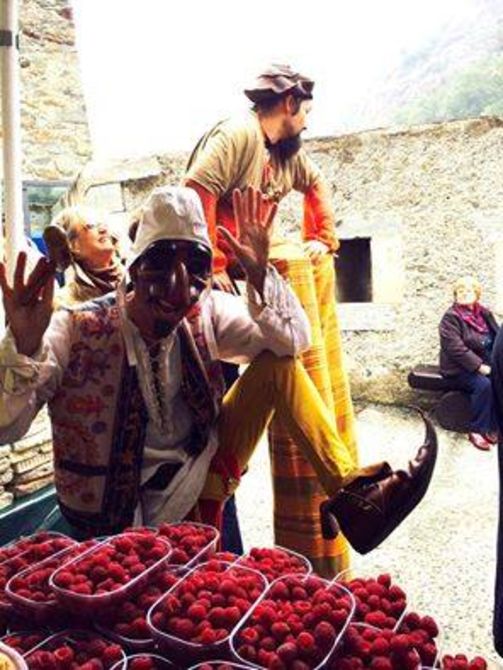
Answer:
[{"left": 244, "top": 64, "right": 314, "bottom": 103}]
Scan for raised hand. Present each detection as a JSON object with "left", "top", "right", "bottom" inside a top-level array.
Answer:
[
  {"left": 0, "top": 252, "right": 56, "bottom": 356},
  {"left": 217, "top": 186, "right": 277, "bottom": 297}
]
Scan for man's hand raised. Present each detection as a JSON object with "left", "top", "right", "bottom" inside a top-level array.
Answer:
[
  {"left": 0, "top": 252, "right": 56, "bottom": 357},
  {"left": 218, "top": 186, "right": 277, "bottom": 298}
]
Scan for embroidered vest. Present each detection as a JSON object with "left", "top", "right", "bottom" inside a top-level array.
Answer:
[{"left": 49, "top": 296, "right": 224, "bottom": 536}]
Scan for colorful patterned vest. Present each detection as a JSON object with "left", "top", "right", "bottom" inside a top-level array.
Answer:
[{"left": 49, "top": 295, "right": 224, "bottom": 536}]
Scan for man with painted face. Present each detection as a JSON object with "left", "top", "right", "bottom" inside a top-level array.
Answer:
[{"left": 0, "top": 186, "right": 436, "bottom": 552}]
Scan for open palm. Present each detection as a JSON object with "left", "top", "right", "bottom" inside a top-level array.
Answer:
[
  {"left": 0, "top": 252, "right": 56, "bottom": 356},
  {"left": 218, "top": 186, "right": 277, "bottom": 296}
]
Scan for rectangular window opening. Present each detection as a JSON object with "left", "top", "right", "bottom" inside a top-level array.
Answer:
[{"left": 335, "top": 237, "right": 372, "bottom": 303}]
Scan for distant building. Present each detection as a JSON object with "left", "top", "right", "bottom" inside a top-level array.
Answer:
[{"left": 0, "top": 0, "right": 91, "bottom": 238}]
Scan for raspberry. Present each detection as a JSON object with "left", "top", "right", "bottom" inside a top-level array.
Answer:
[
  {"left": 199, "top": 627, "right": 218, "bottom": 644},
  {"left": 365, "top": 610, "right": 388, "bottom": 628},
  {"left": 297, "top": 631, "right": 316, "bottom": 656},
  {"left": 55, "top": 570, "right": 75, "bottom": 587},
  {"left": 268, "top": 655, "right": 287, "bottom": 670},
  {"left": 270, "top": 581, "right": 290, "bottom": 600},
  {"left": 73, "top": 583, "right": 93, "bottom": 595},
  {"left": 291, "top": 586, "right": 308, "bottom": 600},
  {"left": 330, "top": 607, "right": 350, "bottom": 628},
  {"left": 219, "top": 578, "right": 238, "bottom": 596},
  {"left": 174, "top": 618, "right": 195, "bottom": 639},
  {"left": 370, "top": 637, "right": 390, "bottom": 656},
  {"left": 388, "top": 585, "right": 406, "bottom": 601},
  {"left": 367, "top": 594, "right": 381, "bottom": 609},
  {"left": 389, "top": 633, "right": 410, "bottom": 655},
  {"left": 224, "top": 605, "right": 242, "bottom": 626},
  {"left": 271, "top": 622, "right": 290, "bottom": 641},
  {"left": 404, "top": 611, "right": 421, "bottom": 629},
  {"left": 367, "top": 581, "right": 386, "bottom": 597},
  {"left": 314, "top": 621, "right": 336, "bottom": 649},
  {"left": 54, "top": 645, "right": 75, "bottom": 664},
  {"left": 276, "top": 642, "right": 298, "bottom": 663},
  {"left": 187, "top": 603, "right": 207, "bottom": 621},
  {"left": 377, "top": 573, "right": 392, "bottom": 588},
  {"left": 102, "top": 644, "right": 124, "bottom": 665},
  {"left": 420, "top": 614, "right": 439, "bottom": 638},
  {"left": 401, "top": 649, "right": 422, "bottom": 670},
  {"left": 208, "top": 606, "right": 226, "bottom": 627},
  {"left": 240, "top": 626, "right": 260, "bottom": 644},
  {"left": 420, "top": 642, "right": 438, "bottom": 665}
]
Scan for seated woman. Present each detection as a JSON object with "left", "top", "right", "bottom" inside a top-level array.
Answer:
[
  {"left": 48, "top": 206, "right": 124, "bottom": 306},
  {"left": 439, "top": 276, "right": 499, "bottom": 450}
]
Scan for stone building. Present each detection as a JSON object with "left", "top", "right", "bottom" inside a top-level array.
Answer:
[
  {"left": 0, "top": 0, "right": 91, "bottom": 234},
  {"left": 0, "top": 0, "right": 90, "bottom": 510},
  {"left": 70, "top": 115, "right": 503, "bottom": 405}
]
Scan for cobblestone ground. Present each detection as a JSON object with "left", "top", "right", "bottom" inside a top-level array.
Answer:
[{"left": 235, "top": 404, "right": 500, "bottom": 664}]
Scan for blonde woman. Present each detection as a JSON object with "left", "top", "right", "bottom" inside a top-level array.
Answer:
[
  {"left": 48, "top": 206, "right": 124, "bottom": 306},
  {"left": 439, "top": 276, "right": 499, "bottom": 450}
]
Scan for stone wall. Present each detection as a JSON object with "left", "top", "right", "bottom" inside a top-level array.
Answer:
[
  {"left": 0, "top": 0, "right": 91, "bottom": 181},
  {"left": 72, "top": 116, "right": 503, "bottom": 405}
]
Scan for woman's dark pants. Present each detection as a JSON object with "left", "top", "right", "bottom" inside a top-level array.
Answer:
[{"left": 447, "top": 370, "right": 497, "bottom": 433}]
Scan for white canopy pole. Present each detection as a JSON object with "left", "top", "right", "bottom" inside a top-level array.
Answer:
[{"left": 1, "top": 0, "right": 24, "bottom": 289}]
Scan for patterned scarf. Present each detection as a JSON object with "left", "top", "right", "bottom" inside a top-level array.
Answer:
[
  {"left": 453, "top": 302, "right": 490, "bottom": 334},
  {"left": 73, "top": 256, "right": 124, "bottom": 296}
]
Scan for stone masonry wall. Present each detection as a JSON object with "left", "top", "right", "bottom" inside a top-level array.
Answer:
[
  {"left": 0, "top": 0, "right": 91, "bottom": 181},
  {"left": 73, "top": 116, "right": 503, "bottom": 405}
]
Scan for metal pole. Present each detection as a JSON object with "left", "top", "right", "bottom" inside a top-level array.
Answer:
[{"left": 1, "top": 0, "right": 25, "bottom": 286}]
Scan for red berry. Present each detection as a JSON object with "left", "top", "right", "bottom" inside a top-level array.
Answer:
[{"left": 297, "top": 631, "right": 316, "bottom": 656}]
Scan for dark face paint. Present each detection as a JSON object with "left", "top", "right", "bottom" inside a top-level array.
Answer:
[{"left": 131, "top": 240, "right": 212, "bottom": 337}]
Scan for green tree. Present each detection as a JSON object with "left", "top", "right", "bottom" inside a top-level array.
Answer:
[{"left": 395, "top": 52, "right": 503, "bottom": 125}]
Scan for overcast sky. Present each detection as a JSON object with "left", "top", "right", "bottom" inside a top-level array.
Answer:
[{"left": 72, "top": 0, "right": 479, "bottom": 159}]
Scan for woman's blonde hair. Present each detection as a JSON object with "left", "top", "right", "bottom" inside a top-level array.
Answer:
[
  {"left": 452, "top": 275, "right": 482, "bottom": 301},
  {"left": 52, "top": 206, "right": 100, "bottom": 242}
]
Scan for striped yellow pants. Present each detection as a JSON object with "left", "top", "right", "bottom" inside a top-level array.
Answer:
[{"left": 268, "top": 242, "right": 358, "bottom": 578}]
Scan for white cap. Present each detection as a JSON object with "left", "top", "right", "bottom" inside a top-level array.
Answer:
[{"left": 127, "top": 186, "right": 211, "bottom": 270}]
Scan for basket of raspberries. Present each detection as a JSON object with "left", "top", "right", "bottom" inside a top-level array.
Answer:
[
  {"left": 95, "top": 567, "right": 189, "bottom": 651},
  {"left": 157, "top": 523, "right": 219, "bottom": 567},
  {"left": 334, "top": 572, "right": 409, "bottom": 632},
  {"left": 25, "top": 630, "right": 125, "bottom": 670},
  {"left": 235, "top": 547, "right": 312, "bottom": 583},
  {"left": 49, "top": 533, "right": 172, "bottom": 616},
  {"left": 0, "top": 533, "right": 70, "bottom": 566},
  {"left": 0, "top": 536, "right": 76, "bottom": 621},
  {"left": 147, "top": 559, "right": 267, "bottom": 664},
  {"left": 5, "top": 540, "right": 99, "bottom": 625},
  {"left": 231, "top": 573, "right": 355, "bottom": 669},
  {"left": 327, "top": 620, "right": 438, "bottom": 669}
]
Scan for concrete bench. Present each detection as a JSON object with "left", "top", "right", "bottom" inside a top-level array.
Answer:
[{"left": 408, "top": 365, "right": 471, "bottom": 433}]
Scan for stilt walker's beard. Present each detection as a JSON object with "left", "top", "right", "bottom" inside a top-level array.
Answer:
[{"left": 267, "top": 134, "right": 303, "bottom": 165}]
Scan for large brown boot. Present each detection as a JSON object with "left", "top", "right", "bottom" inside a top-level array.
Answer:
[{"left": 320, "top": 411, "right": 438, "bottom": 554}]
